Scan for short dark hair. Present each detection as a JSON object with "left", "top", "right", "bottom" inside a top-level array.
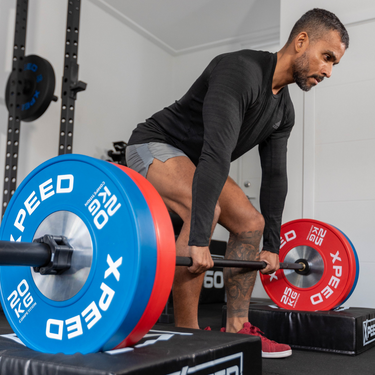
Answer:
[{"left": 287, "top": 8, "right": 349, "bottom": 49}]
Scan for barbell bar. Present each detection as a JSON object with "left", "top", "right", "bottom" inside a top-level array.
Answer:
[
  {"left": 175, "top": 256, "right": 305, "bottom": 271},
  {"left": 0, "top": 154, "right": 359, "bottom": 355},
  {"left": 0, "top": 240, "right": 305, "bottom": 272},
  {"left": 0, "top": 240, "right": 51, "bottom": 267}
]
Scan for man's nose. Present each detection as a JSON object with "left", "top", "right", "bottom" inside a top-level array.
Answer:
[{"left": 323, "top": 64, "right": 333, "bottom": 78}]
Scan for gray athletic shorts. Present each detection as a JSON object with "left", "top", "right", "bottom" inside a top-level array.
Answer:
[{"left": 125, "top": 142, "right": 187, "bottom": 178}]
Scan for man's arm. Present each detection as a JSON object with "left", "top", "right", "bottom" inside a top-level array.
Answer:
[
  {"left": 188, "top": 56, "right": 254, "bottom": 248},
  {"left": 258, "top": 114, "right": 294, "bottom": 273}
]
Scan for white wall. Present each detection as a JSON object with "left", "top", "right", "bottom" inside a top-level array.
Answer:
[
  {"left": 0, "top": 0, "right": 174, "bottom": 199},
  {"left": 280, "top": 0, "right": 375, "bottom": 308},
  {"left": 0, "top": 1, "right": 279, "bottom": 254}
]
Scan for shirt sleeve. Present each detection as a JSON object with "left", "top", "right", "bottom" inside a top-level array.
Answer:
[
  {"left": 188, "top": 57, "right": 254, "bottom": 246},
  {"left": 258, "top": 107, "right": 294, "bottom": 254}
]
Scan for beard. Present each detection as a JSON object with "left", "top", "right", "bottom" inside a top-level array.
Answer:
[
  {"left": 292, "top": 52, "right": 312, "bottom": 92},
  {"left": 292, "top": 52, "right": 324, "bottom": 92}
]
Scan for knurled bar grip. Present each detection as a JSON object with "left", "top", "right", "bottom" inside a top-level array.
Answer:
[
  {"left": 176, "top": 256, "right": 304, "bottom": 271},
  {"left": 2, "top": 0, "right": 29, "bottom": 219}
]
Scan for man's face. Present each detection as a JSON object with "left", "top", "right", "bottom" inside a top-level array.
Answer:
[{"left": 293, "top": 30, "right": 346, "bottom": 92}]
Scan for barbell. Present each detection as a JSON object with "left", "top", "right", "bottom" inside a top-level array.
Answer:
[
  {"left": 0, "top": 154, "right": 359, "bottom": 354},
  {"left": 0, "top": 241, "right": 306, "bottom": 271}
]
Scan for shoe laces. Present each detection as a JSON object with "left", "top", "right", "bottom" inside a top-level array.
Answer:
[{"left": 244, "top": 323, "right": 276, "bottom": 344}]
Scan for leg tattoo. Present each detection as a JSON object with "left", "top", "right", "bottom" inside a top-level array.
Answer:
[{"left": 224, "top": 230, "right": 262, "bottom": 318}]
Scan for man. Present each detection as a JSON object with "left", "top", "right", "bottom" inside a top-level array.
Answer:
[{"left": 126, "top": 8, "right": 348, "bottom": 358}]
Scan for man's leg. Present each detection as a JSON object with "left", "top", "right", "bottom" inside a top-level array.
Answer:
[
  {"left": 146, "top": 156, "right": 219, "bottom": 329},
  {"left": 147, "top": 159, "right": 262, "bottom": 331},
  {"left": 218, "top": 176, "right": 264, "bottom": 333},
  {"left": 218, "top": 177, "right": 292, "bottom": 358},
  {"left": 139, "top": 152, "right": 291, "bottom": 357}
]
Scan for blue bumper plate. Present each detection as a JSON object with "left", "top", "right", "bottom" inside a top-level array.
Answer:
[
  {"left": 0, "top": 154, "right": 156, "bottom": 354},
  {"left": 332, "top": 226, "right": 360, "bottom": 307}
]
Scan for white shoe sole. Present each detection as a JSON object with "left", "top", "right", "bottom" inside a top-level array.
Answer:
[{"left": 262, "top": 349, "right": 292, "bottom": 358}]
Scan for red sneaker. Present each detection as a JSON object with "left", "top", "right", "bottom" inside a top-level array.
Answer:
[{"left": 221, "top": 322, "right": 292, "bottom": 358}]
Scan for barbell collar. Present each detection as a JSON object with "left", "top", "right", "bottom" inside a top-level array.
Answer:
[
  {"left": 176, "top": 256, "right": 304, "bottom": 271},
  {"left": 33, "top": 235, "right": 73, "bottom": 275}
]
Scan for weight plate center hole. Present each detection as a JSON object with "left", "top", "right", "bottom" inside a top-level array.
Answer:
[
  {"left": 32, "top": 211, "right": 93, "bottom": 302},
  {"left": 22, "top": 79, "right": 35, "bottom": 97},
  {"left": 283, "top": 246, "right": 324, "bottom": 289}
]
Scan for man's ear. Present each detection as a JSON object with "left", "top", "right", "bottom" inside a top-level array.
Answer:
[{"left": 294, "top": 32, "right": 309, "bottom": 53}]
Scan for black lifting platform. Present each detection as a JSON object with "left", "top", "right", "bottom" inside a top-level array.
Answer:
[
  {"left": 222, "top": 304, "right": 375, "bottom": 355},
  {"left": 0, "top": 313, "right": 261, "bottom": 375}
]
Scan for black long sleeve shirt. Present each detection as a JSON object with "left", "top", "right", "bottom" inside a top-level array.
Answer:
[{"left": 128, "top": 50, "right": 295, "bottom": 254}]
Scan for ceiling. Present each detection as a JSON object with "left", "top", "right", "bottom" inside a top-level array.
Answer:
[{"left": 89, "top": 0, "right": 280, "bottom": 55}]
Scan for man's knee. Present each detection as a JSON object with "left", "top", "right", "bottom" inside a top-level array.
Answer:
[
  {"left": 232, "top": 209, "right": 265, "bottom": 235},
  {"left": 179, "top": 202, "right": 221, "bottom": 229},
  {"left": 252, "top": 211, "right": 265, "bottom": 233},
  {"left": 213, "top": 203, "right": 221, "bottom": 224}
]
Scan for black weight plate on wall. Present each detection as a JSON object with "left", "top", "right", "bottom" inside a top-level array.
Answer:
[{"left": 5, "top": 55, "right": 55, "bottom": 122}]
